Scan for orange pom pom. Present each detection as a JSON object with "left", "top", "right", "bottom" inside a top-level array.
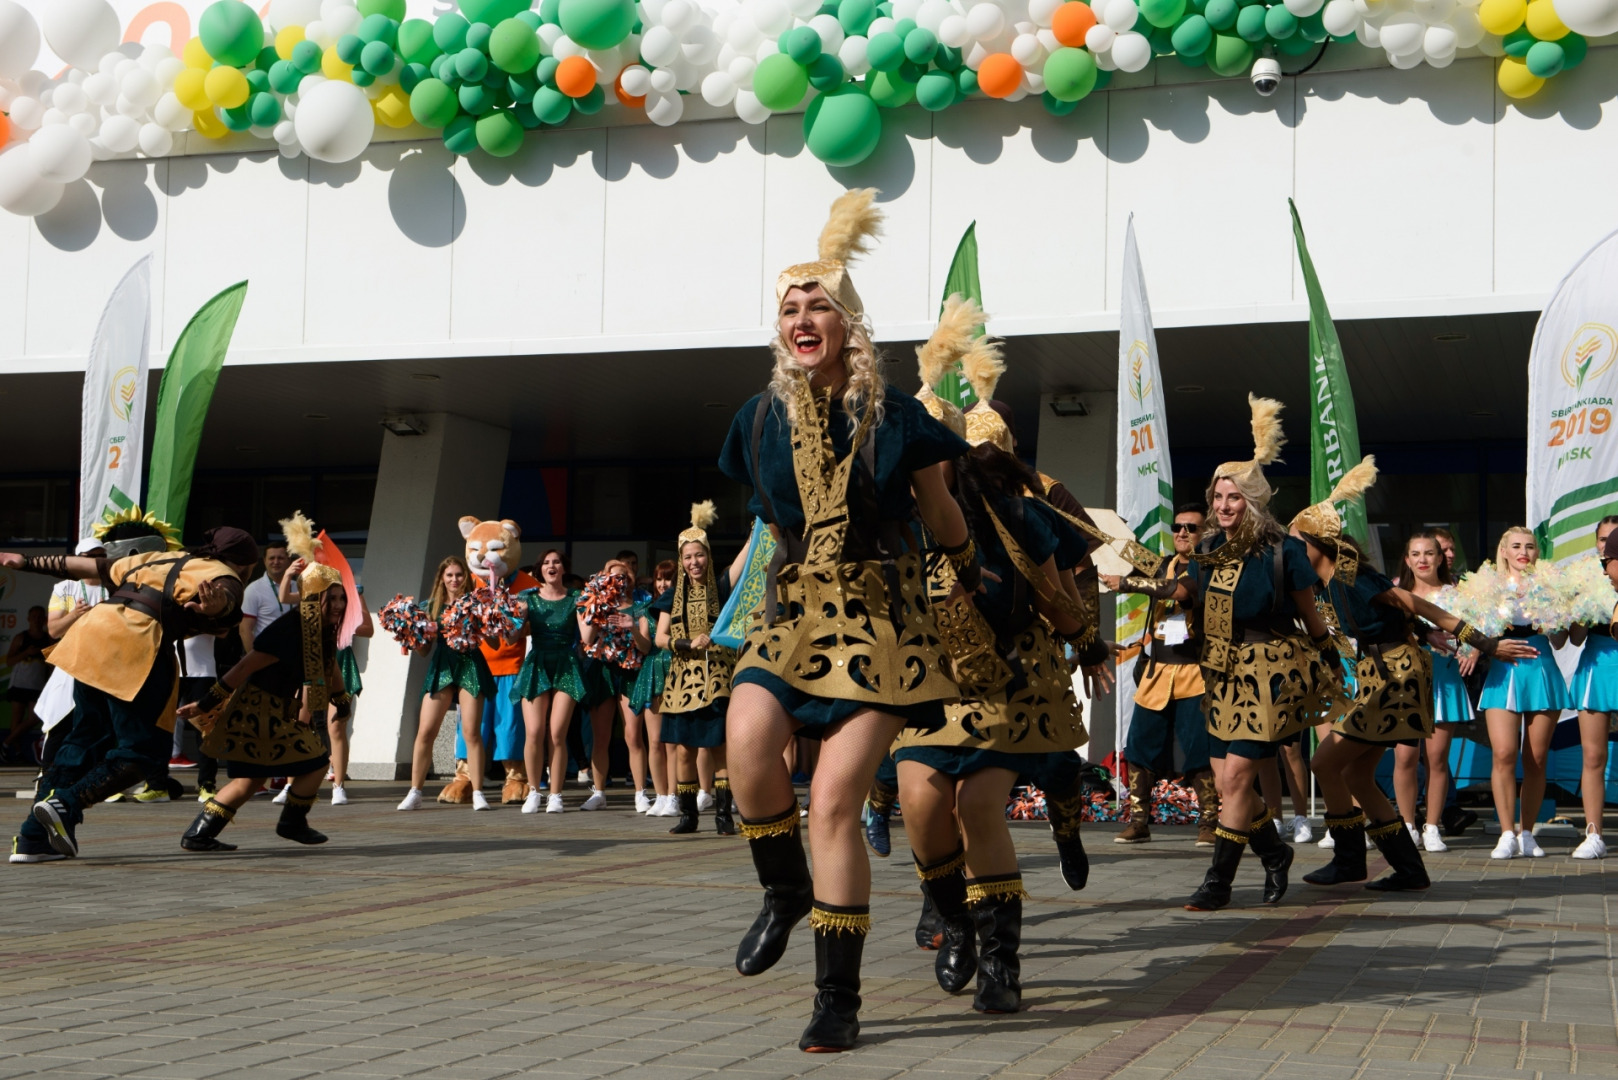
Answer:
[
  {"left": 555, "top": 55, "right": 598, "bottom": 98},
  {"left": 1051, "top": 1, "right": 1098, "bottom": 47},
  {"left": 614, "top": 66, "right": 645, "bottom": 108},
  {"left": 976, "top": 52, "right": 1023, "bottom": 98}
]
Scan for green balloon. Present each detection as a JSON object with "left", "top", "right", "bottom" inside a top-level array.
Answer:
[
  {"left": 199, "top": 1, "right": 264, "bottom": 68},
  {"left": 559, "top": 0, "right": 636, "bottom": 49},
  {"left": 1207, "top": 32, "right": 1253, "bottom": 74},
  {"left": 866, "top": 31, "right": 905, "bottom": 72},
  {"left": 539, "top": 0, "right": 562, "bottom": 23},
  {"left": 247, "top": 91, "right": 281, "bottom": 126},
  {"left": 536, "top": 56, "right": 561, "bottom": 87},
  {"left": 401, "top": 62, "right": 430, "bottom": 92},
  {"left": 1278, "top": 31, "right": 1315, "bottom": 53},
  {"left": 1264, "top": 5, "right": 1298, "bottom": 38},
  {"left": 533, "top": 84, "right": 572, "bottom": 123},
  {"left": 915, "top": 68, "right": 956, "bottom": 109},
  {"left": 466, "top": 22, "right": 494, "bottom": 51},
  {"left": 514, "top": 101, "right": 542, "bottom": 128},
  {"left": 337, "top": 34, "right": 364, "bottom": 65},
  {"left": 893, "top": 17, "right": 918, "bottom": 37},
  {"left": 1149, "top": 24, "right": 1176, "bottom": 51},
  {"left": 808, "top": 53, "right": 846, "bottom": 91},
  {"left": 1140, "top": 0, "right": 1186, "bottom": 27},
  {"left": 1525, "top": 39, "right": 1564, "bottom": 77},
  {"left": 838, "top": 0, "right": 877, "bottom": 34},
  {"left": 358, "top": 0, "right": 407, "bottom": 18},
  {"left": 934, "top": 44, "right": 962, "bottom": 70},
  {"left": 903, "top": 26, "right": 938, "bottom": 63},
  {"left": 291, "top": 40, "right": 323, "bottom": 75},
  {"left": 1204, "top": 0, "right": 1238, "bottom": 29},
  {"left": 574, "top": 85, "right": 605, "bottom": 113},
  {"left": 459, "top": 82, "right": 494, "bottom": 114},
  {"left": 956, "top": 67, "right": 978, "bottom": 95},
  {"left": 475, "top": 111, "right": 524, "bottom": 156},
  {"left": 783, "top": 25, "right": 823, "bottom": 63},
  {"left": 444, "top": 114, "right": 479, "bottom": 155},
  {"left": 456, "top": 47, "right": 489, "bottom": 82},
  {"left": 1561, "top": 31, "right": 1587, "bottom": 67},
  {"left": 1170, "top": 14, "right": 1212, "bottom": 54},
  {"left": 254, "top": 45, "right": 279, "bottom": 72},
  {"left": 490, "top": 18, "right": 541, "bottom": 71},
  {"left": 410, "top": 78, "right": 459, "bottom": 127},
  {"left": 507, "top": 70, "right": 539, "bottom": 101},
  {"left": 803, "top": 84, "right": 882, "bottom": 166},
  {"left": 1178, "top": 46, "right": 1207, "bottom": 64},
  {"left": 867, "top": 68, "right": 915, "bottom": 107},
  {"left": 1502, "top": 26, "right": 1535, "bottom": 56},
  {"left": 753, "top": 53, "right": 810, "bottom": 111},
  {"left": 462, "top": 0, "right": 534, "bottom": 23},
  {"left": 245, "top": 69, "right": 271, "bottom": 94},
  {"left": 351, "top": 69, "right": 376, "bottom": 86},
  {"left": 361, "top": 40, "right": 397, "bottom": 76},
  {"left": 221, "top": 103, "right": 252, "bottom": 131},
  {"left": 1094, "top": 67, "right": 1112, "bottom": 88},
  {"left": 1043, "top": 46, "right": 1098, "bottom": 101},
  {"left": 1042, "top": 90, "right": 1079, "bottom": 115},
  {"left": 268, "top": 59, "right": 303, "bottom": 94},
  {"left": 1299, "top": 11, "right": 1327, "bottom": 40},
  {"left": 434, "top": 14, "right": 470, "bottom": 53},
  {"left": 1234, "top": 5, "right": 1267, "bottom": 40},
  {"left": 358, "top": 14, "right": 399, "bottom": 46}
]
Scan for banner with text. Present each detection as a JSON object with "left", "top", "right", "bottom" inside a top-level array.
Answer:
[{"left": 79, "top": 256, "right": 152, "bottom": 540}]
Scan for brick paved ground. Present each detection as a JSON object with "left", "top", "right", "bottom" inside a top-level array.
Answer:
[{"left": 1, "top": 768, "right": 1613, "bottom": 1080}]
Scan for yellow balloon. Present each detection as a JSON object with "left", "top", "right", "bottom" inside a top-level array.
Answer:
[
  {"left": 192, "top": 108, "right": 228, "bottom": 138},
  {"left": 183, "top": 37, "right": 213, "bottom": 70},
  {"left": 321, "top": 47, "right": 355, "bottom": 81},
  {"left": 1498, "top": 55, "right": 1545, "bottom": 98},
  {"left": 275, "top": 26, "right": 306, "bottom": 60},
  {"left": 372, "top": 83, "right": 413, "bottom": 129},
  {"left": 1525, "top": 0, "right": 1569, "bottom": 37},
  {"left": 1478, "top": 0, "right": 1527, "bottom": 32},
  {"left": 204, "top": 65, "right": 250, "bottom": 109},
  {"left": 173, "top": 67, "right": 211, "bottom": 111}
]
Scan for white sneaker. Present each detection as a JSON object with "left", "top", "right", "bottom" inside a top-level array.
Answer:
[
  {"left": 331, "top": 786, "right": 348, "bottom": 806},
  {"left": 1490, "top": 832, "right": 1519, "bottom": 859},
  {"left": 1291, "top": 815, "right": 1312, "bottom": 843},
  {"left": 397, "top": 788, "right": 423, "bottom": 811},
  {"left": 1406, "top": 822, "right": 1421, "bottom": 849},
  {"left": 325, "top": 770, "right": 335, "bottom": 781},
  {"left": 1572, "top": 825, "right": 1607, "bottom": 860},
  {"left": 546, "top": 794, "right": 565, "bottom": 813},
  {"left": 658, "top": 795, "right": 680, "bottom": 817},
  {"left": 697, "top": 790, "right": 715, "bottom": 812},
  {"left": 521, "top": 791, "right": 542, "bottom": 814},
  {"left": 471, "top": 790, "right": 491, "bottom": 811},
  {"left": 580, "top": 789, "right": 606, "bottom": 811},
  {"left": 1318, "top": 831, "right": 1336, "bottom": 849},
  {"left": 1517, "top": 829, "right": 1545, "bottom": 858},
  {"left": 635, "top": 790, "right": 652, "bottom": 814},
  {"left": 272, "top": 787, "right": 290, "bottom": 805},
  {"left": 1421, "top": 824, "right": 1447, "bottom": 853}
]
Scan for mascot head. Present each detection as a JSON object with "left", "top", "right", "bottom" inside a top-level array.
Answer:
[{"left": 459, "top": 517, "right": 523, "bottom": 585}]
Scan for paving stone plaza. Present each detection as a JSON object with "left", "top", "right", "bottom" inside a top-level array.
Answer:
[{"left": 1, "top": 771, "right": 1613, "bottom": 1080}]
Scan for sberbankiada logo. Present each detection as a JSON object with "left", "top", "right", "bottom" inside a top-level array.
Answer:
[
  {"left": 111, "top": 366, "right": 139, "bottom": 422},
  {"left": 1560, "top": 323, "right": 1617, "bottom": 390},
  {"left": 1126, "top": 341, "right": 1152, "bottom": 403}
]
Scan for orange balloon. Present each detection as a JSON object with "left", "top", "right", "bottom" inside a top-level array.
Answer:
[
  {"left": 614, "top": 66, "right": 645, "bottom": 108},
  {"left": 0, "top": 111, "right": 11, "bottom": 148},
  {"left": 1051, "top": 1, "right": 1098, "bottom": 47},
  {"left": 555, "top": 55, "right": 598, "bottom": 99},
  {"left": 976, "top": 53, "right": 1023, "bottom": 98}
]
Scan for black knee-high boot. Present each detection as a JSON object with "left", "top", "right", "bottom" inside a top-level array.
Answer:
[
  {"left": 968, "top": 874, "right": 1026, "bottom": 1014},
  {"left": 1246, "top": 808, "right": 1293, "bottom": 905},
  {"left": 1044, "top": 774, "right": 1091, "bottom": 890},
  {"left": 915, "top": 848, "right": 976, "bottom": 993},
  {"left": 276, "top": 791, "right": 327, "bottom": 844},
  {"left": 1303, "top": 810, "right": 1368, "bottom": 885},
  {"left": 670, "top": 781, "right": 699, "bottom": 834},
  {"left": 1185, "top": 825, "right": 1248, "bottom": 911},
  {"left": 181, "top": 799, "right": 239, "bottom": 852},
  {"left": 798, "top": 904, "right": 867, "bottom": 1053},
  {"left": 1365, "top": 817, "right": 1430, "bottom": 891},
  {"left": 736, "top": 806, "right": 814, "bottom": 975},
  {"left": 714, "top": 777, "right": 735, "bottom": 836}
]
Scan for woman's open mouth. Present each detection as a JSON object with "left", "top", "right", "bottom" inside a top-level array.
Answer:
[{"left": 794, "top": 333, "right": 821, "bottom": 355}]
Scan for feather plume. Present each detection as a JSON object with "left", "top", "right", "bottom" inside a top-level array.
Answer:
[
  {"left": 960, "top": 335, "right": 1006, "bottom": 406},
  {"left": 279, "top": 511, "right": 321, "bottom": 564},
  {"left": 1327, "top": 455, "right": 1378, "bottom": 506},
  {"left": 690, "top": 500, "right": 718, "bottom": 533},
  {"left": 916, "top": 294, "right": 986, "bottom": 390},
  {"left": 817, "top": 188, "right": 883, "bottom": 265},
  {"left": 1248, "top": 394, "right": 1286, "bottom": 465}
]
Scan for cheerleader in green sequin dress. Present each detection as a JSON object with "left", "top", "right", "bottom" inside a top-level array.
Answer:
[
  {"left": 514, "top": 549, "right": 587, "bottom": 813},
  {"left": 631, "top": 562, "right": 678, "bottom": 816}
]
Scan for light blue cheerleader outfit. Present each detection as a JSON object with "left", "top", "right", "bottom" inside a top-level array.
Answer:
[
  {"left": 1569, "top": 615, "right": 1618, "bottom": 712},
  {"left": 1478, "top": 597, "right": 1572, "bottom": 713},
  {"left": 1417, "top": 619, "right": 1474, "bottom": 725}
]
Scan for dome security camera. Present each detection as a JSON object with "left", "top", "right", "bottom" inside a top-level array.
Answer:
[{"left": 1251, "top": 57, "right": 1282, "bottom": 96}]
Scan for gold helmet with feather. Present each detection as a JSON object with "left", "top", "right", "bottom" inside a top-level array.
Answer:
[
  {"left": 961, "top": 336, "right": 1011, "bottom": 453},
  {"left": 280, "top": 511, "right": 343, "bottom": 598},
  {"left": 679, "top": 500, "right": 719, "bottom": 550},
  {"left": 1211, "top": 394, "right": 1286, "bottom": 508},
  {"left": 914, "top": 294, "right": 986, "bottom": 439},
  {"left": 1289, "top": 456, "right": 1379, "bottom": 544},
  {"left": 776, "top": 188, "right": 883, "bottom": 319}
]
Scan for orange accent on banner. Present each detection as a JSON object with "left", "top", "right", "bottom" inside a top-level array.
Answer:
[{"left": 123, "top": 3, "right": 191, "bottom": 53}]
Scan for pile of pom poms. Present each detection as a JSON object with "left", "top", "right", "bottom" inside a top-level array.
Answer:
[
  {"left": 1006, "top": 778, "right": 1205, "bottom": 823},
  {"left": 379, "top": 595, "right": 436, "bottom": 653}
]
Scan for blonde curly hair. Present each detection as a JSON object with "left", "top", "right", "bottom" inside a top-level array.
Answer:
[{"left": 767, "top": 307, "right": 887, "bottom": 430}]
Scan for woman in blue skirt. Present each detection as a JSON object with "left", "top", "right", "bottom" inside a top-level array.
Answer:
[
  {"left": 1475, "top": 528, "right": 1566, "bottom": 860},
  {"left": 1564, "top": 518, "right": 1618, "bottom": 860}
]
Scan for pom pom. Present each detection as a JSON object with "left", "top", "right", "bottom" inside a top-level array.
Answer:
[
  {"left": 577, "top": 571, "right": 644, "bottom": 670},
  {"left": 379, "top": 595, "right": 436, "bottom": 653},
  {"left": 440, "top": 593, "right": 484, "bottom": 652},
  {"left": 1564, "top": 555, "right": 1618, "bottom": 627}
]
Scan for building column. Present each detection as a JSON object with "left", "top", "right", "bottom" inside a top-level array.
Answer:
[
  {"left": 348, "top": 413, "right": 511, "bottom": 780},
  {"left": 1035, "top": 392, "right": 1120, "bottom": 764}
]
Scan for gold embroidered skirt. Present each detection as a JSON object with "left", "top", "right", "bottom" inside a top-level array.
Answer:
[
  {"left": 1332, "top": 641, "right": 1434, "bottom": 743},
  {"left": 661, "top": 647, "right": 736, "bottom": 716},
  {"left": 201, "top": 683, "right": 330, "bottom": 779},
  {"left": 1204, "top": 634, "right": 1338, "bottom": 744},
  {"left": 897, "top": 620, "right": 1085, "bottom": 754},
  {"left": 734, "top": 553, "right": 958, "bottom": 708}
]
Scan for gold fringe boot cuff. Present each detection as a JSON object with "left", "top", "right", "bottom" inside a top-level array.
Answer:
[
  {"left": 738, "top": 805, "right": 800, "bottom": 841},
  {"left": 1213, "top": 825, "right": 1251, "bottom": 846},
  {"left": 1325, "top": 810, "right": 1366, "bottom": 829},
  {"left": 966, "top": 873, "right": 1030, "bottom": 905},
  {"left": 809, "top": 903, "right": 871, "bottom": 936},
  {"left": 204, "top": 799, "right": 236, "bottom": 821},
  {"left": 1366, "top": 817, "right": 1404, "bottom": 840},
  {"left": 286, "top": 792, "right": 317, "bottom": 810},
  {"left": 914, "top": 847, "right": 966, "bottom": 881},
  {"left": 676, "top": 782, "right": 700, "bottom": 795}
]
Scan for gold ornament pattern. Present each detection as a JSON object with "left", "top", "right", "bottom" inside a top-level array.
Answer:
[
  {"left": 1331, "top": 641, "right": 1434, "bottom": 743},
  {"left": 201, "top": 682, "right": 330, "bottom": 768},
  {"left": 663, "top": 571, "right": 736, "bottom": 715},
  {"left": 1203, "top": 635, "right": 1338, "bottom": 743}
]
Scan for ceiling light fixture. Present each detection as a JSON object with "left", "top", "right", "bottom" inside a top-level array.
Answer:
[
  {"left": 1175, "top": 384, "right": 1205, "bottom": 394},
  {"left": 410, "top": 372, "right": 441, "bottom": 381},
  {"left": 1434, "top": 332, "right": 1469, "bottom": 343},
  {"left": 703, "top": 401, "right": 728, "bottom": 409},
  {"left": 1048, "top": 395, "right": 1089, "bottom": 417},
  {"left": 1469, "top": 409, "right": 1496, "bottom": 417},
  {"left": 381, "top": 415, "right": 427, "bottom": 436},
  {"left": 304, "top": 412, "right": 329, "bottom": 420}
]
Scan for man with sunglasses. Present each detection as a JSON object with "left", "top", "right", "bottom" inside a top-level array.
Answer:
[{"left": 1110, "top": 503, "right": 1221, "bottom": 846}]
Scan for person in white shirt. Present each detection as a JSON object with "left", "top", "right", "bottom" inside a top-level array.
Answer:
[
  {"left": 239, "top": 540, "right": 294, "bottom": 646},
  {"left": 30, "top": 540, "right": 110, "bottom": 768}
]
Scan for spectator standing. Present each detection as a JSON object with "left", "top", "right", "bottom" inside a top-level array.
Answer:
[
  {"left": 240, "top": 540, "right": 294, "bottom": 646},
  {"left": 3, "top": 606, "right": 52, "bottom": 763}
]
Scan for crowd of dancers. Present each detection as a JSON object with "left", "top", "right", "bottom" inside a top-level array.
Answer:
[{"left": 4, "top": 188, "right": 1613, "bottom": 1054}]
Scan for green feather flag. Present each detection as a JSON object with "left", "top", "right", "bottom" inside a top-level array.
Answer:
[
  {"left": 935, "top": 222, "right": 983, "bottom": 410},
  {"left": 145, "top": 282, "right": 249, "bottom": 534}
]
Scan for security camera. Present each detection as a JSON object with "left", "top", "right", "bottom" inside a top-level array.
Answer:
[{"left": 1250, "top": 57, "right": 1282, "bottom": 97}]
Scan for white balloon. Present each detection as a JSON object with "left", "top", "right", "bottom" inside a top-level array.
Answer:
[
  {"left": 701, "top": 69, "right": 737, "bottom": 104},
  {"left": 1451, "top": 8, "right": 1484, "bottom": 45},
  {"left": 810, "top": 13, "right": 845, "bottom": 51},
  {"left": 733, "top": 86, "right": 770, "bottom": 123},
  {"left": 838, "top": 34, "right": 871, "bottom": 74},
  {"left": 620, "top": 66, "right": 652, "bottom": 95},
  {"left": 0, "top": 0, "right": 41, "bottom": 81},
  {"left": 1284, "top": 0, "right": 1326, "bottom": 14},
  {"left": 553, "top": 34, "right": 585, "bottom": 58},
  {"left": 28, "top": 123, "right": 92, "bottom": 182},
  {"left": 641, "top": 25, "right": 680, "bottom": 66},
  {"left": 1377, "top": 12, "right": 1424, "bottom": 52},
  {"left": 41, "top": 107, "right": 66, "bottom": 127},
  {"left": 323, "top": 6, "right": 362, "bottom": 39},
  {"left": 273, "top": 119, "right": 297, "bottom": 144},
  {"left": 1093, "top": 45, "right": 1117, "bottom": 68},
  {"left": 140, "top": 43, "right": 174, "bottom": 68},
  {"left": 1111, "top": 29, "right": 1150, "bottom": 69},
  {"left": 69, "top": 111, "right": 98, "bottom": 137},
  {"left": 121, "top": 67, "right": 160, "bottom": 107},
  {"left": 682, "top": 25, "right": 720, "bottom": 64},
  {"left": 1025, "top": 69, "right": 1044, "bottom": 91},
  {"left": 278, "top": 140, "right": 300, "bottom": 158},
  {"left": 938, "top": 13, "right": 972, "bottom": 45},
  {"left": 645, "top": 90, "right": 683, "bottom": 125},
  {"left": 115, "top": 94, "right": 146, "bottom": 118},
  {"left": 1355, "top": 20, "right": 1382, "bottom": 44},
  {"left": 1011, "top": 31, "right": 1043, "bottom": 63},
  {"left": 1427, "top": 46, "right": 1454, "bottom": 64},
  {"left": 1084, "top": 23, "right": 1116, "bottom": 49},
  {"left": 918, "top": 0, "right": 956, "bottom": 30},
  {"left": 100, "top": 113, "right": 139, "bottom": 152},
  {"left": 52, "top": 82, "right": 88, "bottom": 114},
  {"left": 1413, "top": 0, "right": 1454, "bottom": 21},
  {"left": 643, "top": 0, "right": 670, "bottom": 28},
  {"left": 662, "top": 0, "right": 698, "bottom": 33},
  {"left": 729, "top": 54, "right": 758, "bottom": 83},
  {"left": 748, "top": 0, "right": 793, "bottom": 35},
  {"left": 1476, "top": 29, "right": 1504, "bottom": 53},
  {"left": 293, "top": 79, "right": 373, "bottom": 164},
  {"left": 1037, "top": 27, "right": 1060, "bottom": 51},
  {"left": 98, "top": 50, "right": 125, "bottom": 75},
  {"left": 0, "top": 147, "right": 63, "bottom": 215},
  {"left": 83, "top": 71, "right": 117, "bottom": 106},
  {"left": 1388, "top": 46, "right": 1424, "bottom": 65},
  {"left": 43, "top": 0, "right": 120, "bottom": 72},
  {"left": 268, "top": 0, "right": 323, "bottom": 31},
  {"left": 788, "top": 0, "right": 822, "bottom": 17},
  {"left": 1028, "top": 0, "right": 1064, "bottom": 22},
  {"left": 305, "top": 20, "right": 334, "bottom": 48},
  {"left": 135, "top": 121, "right": 170, "bottom": 156},
  {"left": 754, "top": 38, "right": 779, "bottom": 61},
  {"left": 1549, "top": 0, "right": 1618, "bottom": 35},
  {"left": 8, "top": 95, "right": 44, "bottom": 130},
  {"left": 1102, "top": 0, "right": 1139, "bottom": 30},
  {"left": 19, "top": 69, "right": 47, "bottom": 95},
  {"left": 538, "top": 24, "right": 564, "bottom": 52},
  {"left": 1321, "top": 0, "right": 1362, "bottom": 33},
  {"left": 965, "top": 2, "right": 1005, "bottom": 38},
  {"left": 1422, "top": 22, "right": 1456, "bottom": 54},
  {"left": 893, "top": 0, "right": 923, "bottom": 17},
  {"left": 1005, "top": 85, "right": 1027, "bottom": 100},
  {"left": 727, "top": 16, "right": 763, "bottom": 49},
  {"left": 649, "top": 65, "right": 677, "bottom": 92},
  {"left": 153, "top": 92, "right": 188, "bottom": 130}
]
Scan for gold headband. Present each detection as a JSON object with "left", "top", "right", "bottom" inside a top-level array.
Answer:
[{"left": 776, "top": 188, "right": 882, "bottom": 319}]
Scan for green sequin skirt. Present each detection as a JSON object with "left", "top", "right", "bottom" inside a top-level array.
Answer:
[
  {"left": 338, "top": 647, "right": 363, "bottom": 697},
  {"left": 422, "top": 645, "right": 494, "bottom": 700},
  {"left": 512, "top": 648, "right": 587, "bottom": 704},
  {"left": 629, "top": 649, "right": 672, "bottom": 713}
]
